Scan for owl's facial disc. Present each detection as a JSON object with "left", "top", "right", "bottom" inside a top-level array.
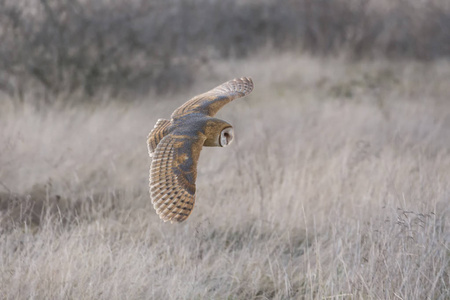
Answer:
[{"left": 219, "top": 127, "right": 234, "bottom": 147}]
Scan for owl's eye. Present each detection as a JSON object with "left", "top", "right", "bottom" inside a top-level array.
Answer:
[{"left": 219, "top": 127, "right": 234, "bottom": 147}]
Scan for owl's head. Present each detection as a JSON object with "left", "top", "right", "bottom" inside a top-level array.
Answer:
[
  {"left": 219, "top": 127, "right": 234, "bottom": 147},
  {"left": 203, "top": 119, "right": 234, "bottom": 147}
]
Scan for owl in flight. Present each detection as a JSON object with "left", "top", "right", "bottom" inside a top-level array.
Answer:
[{"left": 147, "top": 77, "right": 254, "bottom": 223}]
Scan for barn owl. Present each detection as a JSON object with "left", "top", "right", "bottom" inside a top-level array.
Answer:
[{"left": 147, "top": 77, "right": 254, "bottom": 223}]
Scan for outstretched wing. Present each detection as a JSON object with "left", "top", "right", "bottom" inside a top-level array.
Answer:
[
  {"left": 149, "top": 134, "right": 206, "bottom": 223},
  {"left": 171, "top": 77, "right": 253, "bottom": 118}
]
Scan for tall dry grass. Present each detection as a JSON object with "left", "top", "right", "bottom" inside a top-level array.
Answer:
[{"left": 0, "top": 54, "right": 449, "bottom": 299}]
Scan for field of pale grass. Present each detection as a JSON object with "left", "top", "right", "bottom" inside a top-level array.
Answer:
[{"left": 0, "top": 54, "right": 449, "bottom": 299}]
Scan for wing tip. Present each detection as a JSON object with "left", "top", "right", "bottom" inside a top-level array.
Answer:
[{"left": 231, "top": 77, "right": 254, "bottom": 96}]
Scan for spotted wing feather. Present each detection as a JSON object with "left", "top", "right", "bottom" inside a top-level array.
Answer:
[
  {"left": 147, "top": 119, "right": 171, "bottom": 157},
  {"left": 171, "top": 77, "right": 253, "bottom": 118},
  {"left": 150, "top": 134, "right": 205, "bottom": 223}
]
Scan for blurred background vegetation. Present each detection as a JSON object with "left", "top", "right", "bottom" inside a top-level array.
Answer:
[{"left": 1, "top": 0, "right": 449, "bottom": 101}]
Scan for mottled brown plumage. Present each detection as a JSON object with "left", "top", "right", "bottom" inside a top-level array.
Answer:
[{"left": 147, "top": 77, "right": 253, "bottom": 223}]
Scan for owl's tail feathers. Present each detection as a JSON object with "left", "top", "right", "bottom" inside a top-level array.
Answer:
[{"left": 147, "top": 119, "right": 171, "bottom": 157}]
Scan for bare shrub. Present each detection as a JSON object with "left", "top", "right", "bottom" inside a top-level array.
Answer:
[{"left": 0, "top": 0, "right": 449, "bottom": 100}]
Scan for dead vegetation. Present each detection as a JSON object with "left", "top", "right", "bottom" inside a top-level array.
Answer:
[
  {"left": 0, "top": 54, "right": 449, "bottom": 299},
  {"left": 1, "top": 0, "right": 450, "bottom": 100}
]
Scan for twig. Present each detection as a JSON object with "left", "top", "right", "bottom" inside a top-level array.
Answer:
[{"left": 0, "top": 181, "right": 11, "bottom": 193}]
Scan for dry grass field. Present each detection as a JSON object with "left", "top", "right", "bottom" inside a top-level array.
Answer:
[{"left": 0, "top": 54, "right": 449, "bottom": 299}]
